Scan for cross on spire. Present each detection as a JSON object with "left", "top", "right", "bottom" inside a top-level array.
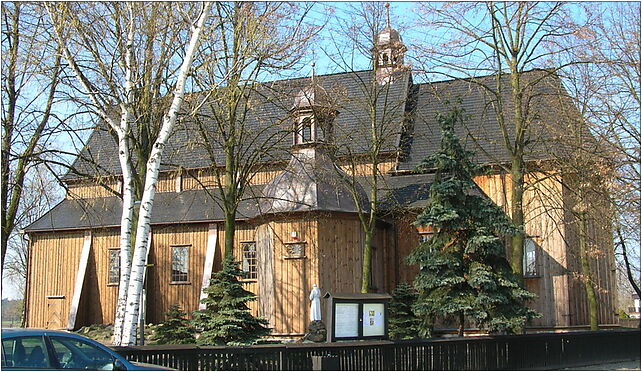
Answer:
[{"left": 385, "top": 2, "right": 390, "bottom": 28}]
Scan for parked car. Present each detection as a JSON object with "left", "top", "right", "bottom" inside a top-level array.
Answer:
[{"left": 1, "top": 328, "right": 172, "bottom": 370}]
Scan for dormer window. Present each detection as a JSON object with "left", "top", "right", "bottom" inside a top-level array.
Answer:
[{"left": 293, "top": 113, "right": 333, "bottom": 146}]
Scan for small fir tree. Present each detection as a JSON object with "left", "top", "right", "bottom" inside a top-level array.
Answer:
[
  {"left": 407, "top": 106, "right": 539, "bottom": 337},
  {"left": 192, "top": 255, "right": 270, "bottom": 345},
  {"left": 150, "top": 304, "right": 196, "bottom": 344},
  {"left": 388, "top": 282, "right": 423, "bottom": 339}
]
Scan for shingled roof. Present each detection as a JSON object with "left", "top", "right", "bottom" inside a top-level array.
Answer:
[
  {"left": 25, "top": 174, "right": 433, "bottom": 232},
  {"left": 67, "top": 69, "right": 411, "bottom": 179},
  {"left": 396, "top": 69, "right": 572, "bottom": 171},
  {"left": 25, "top": 187, "right": 263, "bottom": 232}
]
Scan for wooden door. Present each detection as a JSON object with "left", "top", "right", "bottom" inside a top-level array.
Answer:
[{"left": 46, "top": 297, "right": 65, "bottom": 329}]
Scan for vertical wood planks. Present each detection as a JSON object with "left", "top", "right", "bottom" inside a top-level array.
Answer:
[{"left": 257, "top": 224, "right": 275, "bottom": 328}]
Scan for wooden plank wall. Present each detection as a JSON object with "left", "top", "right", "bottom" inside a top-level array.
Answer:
[
  {"left": 473, "top": 172, "right": 569, "bottom": 327},
  {"left": 392, "top": 213, "right": 421, "bottom": 287},
  {"left": 392, "top": 172, "right": 574, "bottom": 327},
  {"left": 25, "top": 231, "right": 86, "bottom": 328},
  {"left": 66, "top": 160, "right": 397, "bottom": 199},
  {"left": 259, "top": 217, "right": 318, "bottom": 336},
  {"left": 472, "top": 172, "right": 616, "bottom": 327},
  {"left": 228, "top": 223, "right": 260, "bottom": 316},
  {"left": 27, "top": 222, "right": 268, "bottom": 329},
  {"left": 317, "top": 215, "right": 362, "bottom": 298},
  {"left": 80, "top": 229, "right": 120, "bottom": 326},
  {"left": 146, "top": 223, "right": 210, "bottom": 324},
  {"left": 562, "top": 181, "right": 618, "bottom": 326},
  {"left": 67, "top": 180, "right": 120, "bottom": 199}
]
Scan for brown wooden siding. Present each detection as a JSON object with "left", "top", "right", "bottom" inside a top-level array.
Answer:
[
  {"left": 66, "top": 160, "right": 396, "bottom": 199},
  {"left": 25, "top": 231, "right": 86, "bottom": 328},
  {"left": 67, "top": 180, "right": 120, "bottom": 199},
  {"left": 229, "top": 223, "right": 259, "bottom": 316},
  {"left": 259, "top": 217, "right": 318, "bottom": 336},
  {"left": 473, "top": 172, "right": 616, "bottom": 327},
  {"left": 474, "top": 172, "right": 570, "bottom": 327},
  {"left": 80, "top": 229, "right": 120, "bottom": 325},
  {"left": 392, "top": 213, "right": 421, "bottom": 287},
  {"left": 146, "top": 223, "right": 210, "bottom": 324},
  {"left": 338, "top": 160, "right": 396, "bottom": 178},
  {"left": 562, "top": 177, "right": 618, "bottom": 326},
  {"left": 31, "top": 167, "right": 616, "bottom": 333}
]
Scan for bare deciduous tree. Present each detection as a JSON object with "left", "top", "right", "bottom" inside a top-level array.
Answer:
[
  {"left": 413, "top": 2, "right": 594, "bottom": 279},
  {"left": 2, "top": 3, "right": 64, "bottom": 274},
  {"left": 321, "top": 3, "right": 408, "bottom": 292},
  {"left": 188, "top": 2, "right": 316, "bottom": 259}
]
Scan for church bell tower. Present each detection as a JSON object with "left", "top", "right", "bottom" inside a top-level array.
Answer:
[{"left": 374, "top": 3, "right": 408, "bottom": 84}]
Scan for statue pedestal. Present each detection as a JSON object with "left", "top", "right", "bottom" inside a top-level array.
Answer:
[{"left": 303, "top": 320, "right": 327, "bottom": 342}]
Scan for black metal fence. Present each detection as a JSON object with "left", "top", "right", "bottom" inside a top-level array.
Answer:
[{"left": 111, "top": 329, "right": 640, "bottom": 371}]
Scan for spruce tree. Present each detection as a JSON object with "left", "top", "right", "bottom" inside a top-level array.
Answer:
[
  {"left": 407, "top": 106, "right": 539, "bottom": 337},
  {"left": 192, "top": 255, "right": 270, "bottom": 345},
  {"left": 150, "top": 304, "right": 196, "bottom": 344},
  {"left": 388, "top": 282, "right": 422, "bottom": 340}
]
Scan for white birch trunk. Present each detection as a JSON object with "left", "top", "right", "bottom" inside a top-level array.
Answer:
[
  {"left": 111, "top": 128, "right": 134, "bottom": 343},
  {"left": 111, "top": 4, "right": 136, "bottom": 345},
  {"left": 120, "top": 2, "right": 212, "bottom": 346},
  {"left": 46, "top": 4, "right": 137, "bottom": 345}
]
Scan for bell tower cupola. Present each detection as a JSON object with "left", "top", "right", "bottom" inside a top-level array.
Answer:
[
  {"left": 290, "top": 63, "right": 338, "bottom": 147},
  {"left": 374, "top": 3, "right": 408, "bottom": 84}
]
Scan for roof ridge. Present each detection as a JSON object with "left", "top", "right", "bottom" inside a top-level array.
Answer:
[{"left": 416, "top": 67, "right": 557, "bottom": 86}]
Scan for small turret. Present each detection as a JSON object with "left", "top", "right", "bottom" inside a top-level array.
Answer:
[
  {"left": 373, "top": 3, "right": 408, "bottom": 84},
  {"left": 290, "top": 64, "right": 338, "bottom": 146}
]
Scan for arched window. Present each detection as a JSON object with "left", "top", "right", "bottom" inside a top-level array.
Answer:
[{"left": 294, "top": 115, "right": 315, "bottom": 145}]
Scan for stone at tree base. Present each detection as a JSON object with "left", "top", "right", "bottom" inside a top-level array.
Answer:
[{"left": 303, "top": 320, "right": 327, "bottom": 342}]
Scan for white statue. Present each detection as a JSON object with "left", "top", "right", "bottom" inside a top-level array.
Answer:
[{"left": 309, "top": 284, "right": 321, "bottom": 321}]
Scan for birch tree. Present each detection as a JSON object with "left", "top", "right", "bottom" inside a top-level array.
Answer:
[
  {"left": 46, "top": 2, "right": 212, "bottom": 345},
  {"left": 188, "top": 2, "right": 315, "bottom": 258},
  {"left": 120, "top": 3, "right": 211, "bottom": 345}
]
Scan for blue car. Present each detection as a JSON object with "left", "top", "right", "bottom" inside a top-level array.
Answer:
[{"left": 1, "top": 329, "right": 172, "bottom": 370}]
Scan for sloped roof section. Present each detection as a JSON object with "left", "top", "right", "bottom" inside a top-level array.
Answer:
[
  {"left": 67, "top": 70, "right": 411, "bottom": 179},
  {"left": 25, "top": 188, "right": 262, "bottom": 232},
  {"left": 396, "top": 70, "right": 574, "bottom": 171},
  {"left": 259, "top": 147, "right": 369, "bottom": 215}
]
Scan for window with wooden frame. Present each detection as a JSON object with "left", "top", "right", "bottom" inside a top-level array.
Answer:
[
  {"left": 171, "top": 245, "right": 190, "bottom": 283},
  {"left": 108, "top": 249, "right": 120, "bottom": 285},
  {"left": 523, "top": 238, "right": 539, "bottom": 278},
  {"left": 241, "top": 242, "right": 257, "bottom": 280}
]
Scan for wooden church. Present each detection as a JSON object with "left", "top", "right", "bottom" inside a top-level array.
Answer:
[{"left": 23, "top": 21, "right": 617, "bottom": 338}]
